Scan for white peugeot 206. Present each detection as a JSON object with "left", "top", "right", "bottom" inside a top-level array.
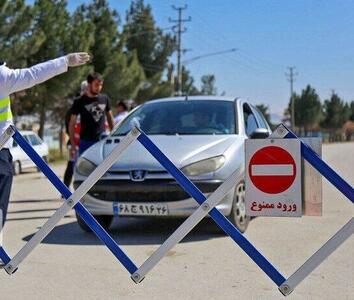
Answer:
[{"left": 73, "top": 96, "right": 271, "bottom": 233}]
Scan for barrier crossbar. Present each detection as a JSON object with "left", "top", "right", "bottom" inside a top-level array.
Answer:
[
  {"left": 133, "top": 125, "right": 353, "bottom": 296},
  {"left": 133, "top": 130, "right": 287, "bottom": 286},
  {"left": 1, "top": 125, "right": 288, "bottom": 287},
  {"left": 1, "top": 123, "right": 352, "bottom": 297},
  {"left": 0, "top": 127, "right": 16, "bottom": 266},
  {"left": 270, "top": 124, "right": 354, "bottom": 295},
  {"left": 0, "top": 126, "right": 139, "bottom": 274}
]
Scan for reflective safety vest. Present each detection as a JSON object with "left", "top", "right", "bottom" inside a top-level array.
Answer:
[{"left": 0, "top": 96, "right": 13, "bottom": 123}]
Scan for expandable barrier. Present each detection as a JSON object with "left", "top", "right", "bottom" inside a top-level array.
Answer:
[
  {"left": 0, "top": 124, "right": 352, "bottom": 297},
  {"left": 0, "top": 126, "right": 139, "bottom": 274},
  {"left": 270, "top": 124, "right": 353, "bottom": 295}
]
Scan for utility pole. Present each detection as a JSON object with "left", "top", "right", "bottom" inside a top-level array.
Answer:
[
  {"left": 169, "top": 5, "right": 191, "bottom": 96},
  {"left": 285, "top": 67, "right": 298, "bottom": 130}
]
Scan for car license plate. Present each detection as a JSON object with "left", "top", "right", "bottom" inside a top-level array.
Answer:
[{"left": 113, "top": 202, "right": 169, "bottom": 216}]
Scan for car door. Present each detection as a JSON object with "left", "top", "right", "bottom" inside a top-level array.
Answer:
[
  {"left": 19, "top": 134, "right": 34, "bottom": 168},
  {"left": 27, "top": 133, "right": 47, "bottom": 160},
  {"left": 242, "top": 102, "right": 261, "bottom": 137},
  {"left": 251, "top": 105, "right": 272, "bottom": 132}
]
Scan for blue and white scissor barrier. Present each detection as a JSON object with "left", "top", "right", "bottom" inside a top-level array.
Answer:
[
  {"left": 0, "top": 125, "right": 139, "bottom": 274},
  {"left": 269, "top": 124, "right": 353, "bottom": 295},
  {"left": 0, "top": 124, "right": 352, "bottom": 297}
]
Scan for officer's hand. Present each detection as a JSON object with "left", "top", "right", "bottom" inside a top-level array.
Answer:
[{"left": 66, "top": 52, "right": 90, "bottom": 67}]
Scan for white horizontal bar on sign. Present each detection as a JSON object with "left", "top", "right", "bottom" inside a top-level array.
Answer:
[{"left": 251, "top": 164, "right": 294, "bottom": 176}]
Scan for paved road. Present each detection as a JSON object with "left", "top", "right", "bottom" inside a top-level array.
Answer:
[{"left": 0, "top": 142, "right": 353, "bottom": 300}]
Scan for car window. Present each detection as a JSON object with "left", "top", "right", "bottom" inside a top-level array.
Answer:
[
  {"left": 252, "top": 106, "right": 269, "bottom": 129},
  {"left": 112, "top": 100, "right": 237, "bottom": 135},
  {"left": 243, "top": 103, "right": 259, "bottom": 136},
  {"left": 27, "top": 134, "right": 42, "bottom": 146},
  {"left": 12, "top": 139, "right": 18, "bottom": 147}
]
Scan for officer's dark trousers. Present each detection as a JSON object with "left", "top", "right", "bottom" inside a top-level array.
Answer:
[
  {"left": 63, "top": 160, "right": 74, "bottom": 187},
  {"left": 0, "top": 149, "right": 13, "bottom": 226}
]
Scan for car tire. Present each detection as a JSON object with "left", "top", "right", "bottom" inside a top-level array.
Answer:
[
  {"left": 75, "top": 211, "right": 113, "bottom": 232},
  {"left": 13, "top": 161, "right": 21, "bottom": 175},
  {"left": 228, "top": 181, "right": 250, "bottom": 233}
]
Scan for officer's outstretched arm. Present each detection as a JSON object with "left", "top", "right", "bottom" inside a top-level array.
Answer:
[{"left": 1, "top": 53, "right": 90, "bottom": 95}]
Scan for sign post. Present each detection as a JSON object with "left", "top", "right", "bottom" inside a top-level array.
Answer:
[{"left": 245, "top": 139, "right": 302, "bottom": 217}]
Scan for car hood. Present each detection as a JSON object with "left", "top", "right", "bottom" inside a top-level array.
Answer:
[{"left": 83, "top": 135, "right": 244, "bottom": 171}]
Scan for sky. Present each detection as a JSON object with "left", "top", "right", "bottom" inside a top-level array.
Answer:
[{"left": 28, "top": 1, "right": 354, "bottom": 119}]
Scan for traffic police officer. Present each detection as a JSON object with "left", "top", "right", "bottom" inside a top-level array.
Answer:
[{"left": 0, "top": 52, "right": 90, "bottom": 227}]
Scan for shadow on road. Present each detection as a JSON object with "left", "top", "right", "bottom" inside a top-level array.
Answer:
[{"left": 23, "top": 217, "right": 225, "bottom": 246}]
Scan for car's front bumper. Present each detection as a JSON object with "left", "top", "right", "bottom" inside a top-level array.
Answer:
[{"left": 73, "top": 179, "right": 234, "bottom": 217}]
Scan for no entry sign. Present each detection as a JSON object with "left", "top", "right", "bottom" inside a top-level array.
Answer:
[
  {"left": 249, "top": 145, "right": 297, "bottom": 194},
  {"left": 245, "top": 139, "right": 302, "bottom": 217}
]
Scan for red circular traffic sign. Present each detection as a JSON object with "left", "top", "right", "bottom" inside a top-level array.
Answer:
[{"left": 248, "top": 146, "right": 296, "bottom": 194}]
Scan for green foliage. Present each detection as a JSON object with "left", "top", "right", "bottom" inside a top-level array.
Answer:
[
  {"left": 321, "top": 92, "right": 351, "bottom": 129},
  {"left": 2, "top": 0, "right": 219, "bottom": 140},
  {"left": 103, "top": 50, "right": 145, "bottom": 101},
  {"left": 290, "top": 85, "right": 323, "bottom": 131},
  {"left": 349, "top": 101, "right": 354, "bottom": 121},
  {"left": 123, "top": 0, "right": 175, "bottom": 101},
  {"left": 84, "top": 0, "right": 120, "bottom": 74},
  {"left": 124, "top": 0, "right": 174, "bottom": 79},
  {"left": 181, "top": 66, "right": 199, "bottom": 95},
  {"left": 0, "top": 0, "right": 34, "bottom": 66},
  {"left": 200, "top": 74, "right": 217, "bottom": 95}
]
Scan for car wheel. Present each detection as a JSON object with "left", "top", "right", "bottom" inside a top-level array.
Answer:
[
  {"left": 75, "top": 211, "right": 113, "bottom": 232},
  {"left": 13, "top": 161, "right": 21, "bottom": 175},
  {"left": 229, "top": 181, "right": 249, "bottom": 233}
]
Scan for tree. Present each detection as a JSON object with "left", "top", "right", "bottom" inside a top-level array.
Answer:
[
  {"left": 51, "top": 4, "right": 95, "bottom": 154},
  {"left": 23, "top": 0, "right": 94, "bottom": 138},
  {"left": 20, "top": 0, "right": 72, "bottom": 138},
  {"left": 0, "top": 0, "right": 34, "bottom": 67},
  {"left": 321, "top": 92, "right": 351, "bottom": 129},
  {"left": 180, "top": 66, "right": 199, "bottom": 95},
  {"left": 124, "top": 0, "right": 174, "bottom": 100},
  {"left": 84, "top": 0, "right": 120, "bottom": 74},
  {"left": 349, "top": 101, "right": 354, "bottom": 121},
  {"left": 200, "top": 75, "right": 217, "bottom": 95},
  {"left": 103, "top": 50, "right": 145, "bottom": 101},
  {"left": 289, "top": 85, "right": 323, "bottom": 133},
  {"left": 0, "top": 0, "right": 37, "bottom": 120},
  {"left": 124, "top": 0, "right": 174, "bottom": 79}
]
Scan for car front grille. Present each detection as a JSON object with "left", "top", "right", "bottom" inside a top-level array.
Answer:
[
  {"left": 89, "top": 190, "right": 189, "bottom": 202},
  {"left": 81, "top": 179, "right": 222, "bottom": 203}
]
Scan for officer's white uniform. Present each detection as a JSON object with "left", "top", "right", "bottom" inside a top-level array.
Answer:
[
  {"left": 0, "top": 53, "right": 89, "bottom": 229},
  {"left": 0, "top": 57, "right": 68, "bottom": 147}
]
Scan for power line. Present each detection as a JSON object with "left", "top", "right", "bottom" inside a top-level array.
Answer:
[
  {"left": 169, "top": 5, "right": 191, "bottom": 96},
  {"left": 183, "top": 48, "right": 237, "bottom": 64}
]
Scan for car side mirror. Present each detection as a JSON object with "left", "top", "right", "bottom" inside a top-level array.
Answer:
[{"left": 249, "top": 128, "right": 270, "bottom": 139}]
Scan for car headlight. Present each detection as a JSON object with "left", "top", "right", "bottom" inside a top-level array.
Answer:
[
  {"left": 182, "top": 155, "right": 226, "bottom": 176},
  {"left": 76, "top": 157, "right": 97, "bottom": 176}
]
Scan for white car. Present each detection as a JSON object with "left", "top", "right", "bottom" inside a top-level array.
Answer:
[
  {"left": 74, "top": 96, "right": 271, "bottom": 232},
  {"left": 10, "top": 130, "right": 49, "bottom": 175}
]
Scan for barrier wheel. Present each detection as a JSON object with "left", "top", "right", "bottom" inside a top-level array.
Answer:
[{"left": 228, "top": 181, "right": 249, "bottom": 233}]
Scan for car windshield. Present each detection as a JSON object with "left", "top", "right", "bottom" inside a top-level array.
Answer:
[{"left": 112, "top": 100, "right": 237, "bottom": 136}]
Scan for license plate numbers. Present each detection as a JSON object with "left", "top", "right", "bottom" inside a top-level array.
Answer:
[{"left": 113, "top": 202, "right": 168, "bottom": 216}]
